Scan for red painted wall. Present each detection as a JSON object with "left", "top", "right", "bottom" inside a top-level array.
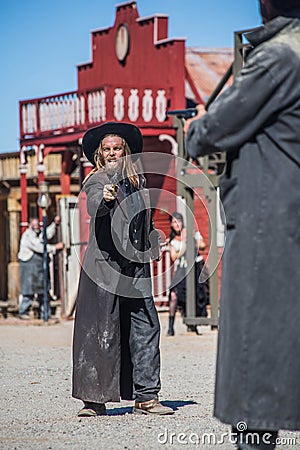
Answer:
[{"left": 77, "top": 2, "right": 185, "bottom": 113}]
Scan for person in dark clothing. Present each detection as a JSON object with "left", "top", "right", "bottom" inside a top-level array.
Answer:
[
  {"left": 185, "top": 0, "right": 300, "bottom": 448},
  {"left": 72, "top": 122, "right": 174, "bottom": 417}
]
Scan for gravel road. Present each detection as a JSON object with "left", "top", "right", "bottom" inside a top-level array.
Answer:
[{"left": 0, "top": 312, "right": 298, "bottom": 450}]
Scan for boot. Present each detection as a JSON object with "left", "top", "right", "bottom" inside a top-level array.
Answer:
[
  {"left": 133, "top": 398, "right": 174, "bottom": 415},
  {"left": 77, "top": 401, "right": 106, "bottom": 417},
  {"left": 167, "top": 316, "right": 175, "bottom": 336},
  {"left": 186, "top": 325, "right": 199, "bottom": 335}
]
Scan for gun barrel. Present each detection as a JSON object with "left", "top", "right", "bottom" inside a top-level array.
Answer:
[{"left": 167, "top": 108, "right": 198, "bottom": 119}]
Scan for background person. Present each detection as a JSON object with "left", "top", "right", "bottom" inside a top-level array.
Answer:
[
  {"left": 167, "top": 212, "right": 207, "bottom": 336},
  {"left": 185, "top": 0, "right": 300, "bottom": 448},
  {"left": 18, "top": 216, "right": 63, "bottom": 320},
  {"left": 72, "top": 122, "right": 174, "bottom": 417}
]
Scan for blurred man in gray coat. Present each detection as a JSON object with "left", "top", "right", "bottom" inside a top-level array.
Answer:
[
  {"left": 18, "top": 216, "right": 63, "bottom": 319},
  {"left": 186, "top": 0, "right": 300, "bottom": 448}
]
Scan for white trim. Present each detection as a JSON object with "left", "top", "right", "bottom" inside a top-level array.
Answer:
[
  {"left": 77, "top": 62, "right": 93, "bottom": 68},
  {"left": 90, "top": 25, "right": 112, "bottom": 34},
  {"left": 38, "top": 144, "right": 45, "bottom": 164},
  {"left": 80, "top": 156, "right": 93, "bottom": 167},
  {"left": 36, "top": 164, "right": 46, "bottom": 173},
  {"left": 154, "top": 16, "right": 158, "bottom": 44},
  {"left": 187, "top": 46, "right": 233, "bottom": 53},
  {"left": 115, "top": 1, "right": 136, "bottom": 8},
  {"left": 20, "top": 146, "right": 27, "bottom": 165},
  {"left": 136, "top": 13, "right": 168, "bottom": 23},
  {"left": 156, "top": 37, "right": 186, "bottom": 45},
  {"left": 158, "top": 134, "right": 178, "bottom": 156},
  {"left": 19, "top": 164, "right": 28, "bottom": 175}
]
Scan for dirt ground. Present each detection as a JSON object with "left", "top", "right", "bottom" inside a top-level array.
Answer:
[{"left": 0, "top": 312, "right": 299, "bottom": 450}]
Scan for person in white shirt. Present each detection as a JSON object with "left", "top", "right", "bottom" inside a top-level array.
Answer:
[{"left": 18, "top": 216, "right": 63, "bottom": 319}]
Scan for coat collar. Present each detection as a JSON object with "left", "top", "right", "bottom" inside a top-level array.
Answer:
[{"left": 245, "top": 10, "right": 300, "bottom": 47}]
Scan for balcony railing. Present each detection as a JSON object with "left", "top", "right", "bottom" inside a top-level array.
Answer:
[
  {"left": 20, "top": 85, "right": 172, "bottom": 142},
  {"left": 20, "top": 88, "right": 106, "bottom": 139}
]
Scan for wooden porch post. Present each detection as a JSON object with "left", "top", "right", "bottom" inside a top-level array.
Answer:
[
  {"left": 19, "top": 146, "right": 28, "bottom": 234},
  {"left": 80, "top": 154, "right": 93, "bottom": 182},
  {"left": 61, "top": 150, "right": 73, "bottom": 194},
  {"left": 36, "top": 145, "right": 46, "bottom": 224}
]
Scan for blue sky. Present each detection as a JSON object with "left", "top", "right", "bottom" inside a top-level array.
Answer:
[{"left": 0, "top": 0, "right": 261, "bottom": 153}]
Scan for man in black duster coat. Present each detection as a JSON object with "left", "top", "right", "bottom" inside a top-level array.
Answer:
[
  {"left": 186, "top": 0, "right": 300, "bottom": 448},
  {"left": 72, "top": 122, "right": 174, "bottom": 417}
]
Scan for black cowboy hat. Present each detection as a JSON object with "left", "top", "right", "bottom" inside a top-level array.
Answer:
[{"left": 82, "top": 122, "right": 143, "bottom": 165}]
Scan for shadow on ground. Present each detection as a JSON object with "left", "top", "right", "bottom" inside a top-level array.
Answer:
[{"left": 107, "top": 400, "right": 197, "bottom": 416}]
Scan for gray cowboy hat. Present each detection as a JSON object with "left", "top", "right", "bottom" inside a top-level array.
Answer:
[{"left": 82, "top": 122, "right": 143, "bottom": 165}]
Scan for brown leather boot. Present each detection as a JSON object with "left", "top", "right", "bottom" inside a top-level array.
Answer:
[{"left": 133, "top": 398, "right": 174, "bottom": 415}]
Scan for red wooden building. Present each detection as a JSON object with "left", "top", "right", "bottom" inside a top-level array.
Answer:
[
  {"left": 20, "top": 2, "right": 188, "bottom": 225},
  {"left": 16, "top": 1, "right": 232, "bottom": 310}
]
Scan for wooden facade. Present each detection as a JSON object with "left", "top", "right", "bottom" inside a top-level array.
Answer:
[
  {"left": 0, "top": 1, "right": 232, "bottom": 308},
  {"left": 18, "top": 2, "right": 195, "bottom": 241},
  {"left": 0, "top": 150, "right": 77, "bottom": 305}
]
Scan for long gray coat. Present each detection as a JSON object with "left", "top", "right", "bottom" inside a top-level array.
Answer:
[
  {"left": 186, "top": 12, "right": 300, "bottom": 431},
  {"left": 72, "top": 171, "right": 159, "bottom": 403}
]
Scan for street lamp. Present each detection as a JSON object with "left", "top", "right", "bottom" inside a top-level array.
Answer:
[{"left": 37, "top": 181, "right": 51, "bottom": 322}]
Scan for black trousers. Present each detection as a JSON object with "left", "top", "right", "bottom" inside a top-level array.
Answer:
[{"left": 119, "top": 262, "right": 161, "bottom": 403}]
